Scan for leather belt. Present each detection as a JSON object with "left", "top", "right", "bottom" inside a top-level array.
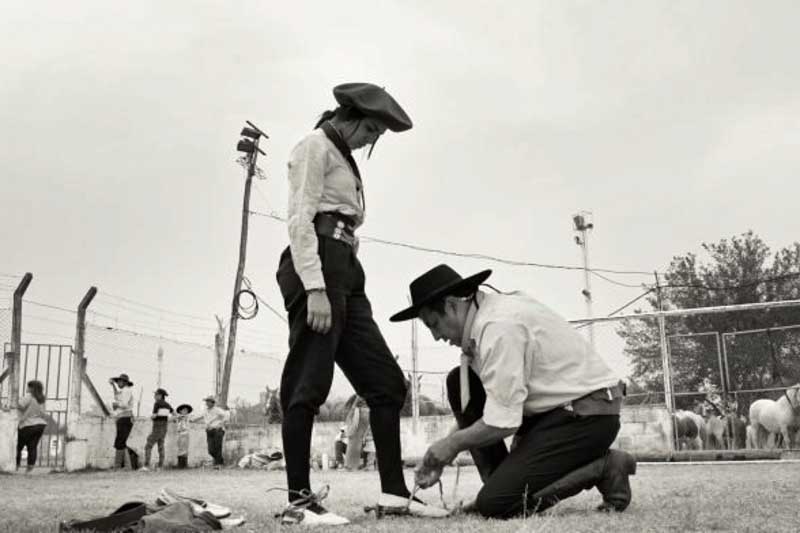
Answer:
[
  {"left": 314, "top": 212, "right": 356, "bottom": 247},
  {"left": 562, "top": 380, "right": 626, "bottom": 416}
]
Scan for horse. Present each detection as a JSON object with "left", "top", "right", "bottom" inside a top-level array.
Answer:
[
  {"left": 748, "top": 384, "right": 800, "bottom": 449},
  {"left": 674, "top": 410, "right": 705, "bottom": 450},
  {"left": 700, "top": 400, "right": 747, "bottom": 450}
]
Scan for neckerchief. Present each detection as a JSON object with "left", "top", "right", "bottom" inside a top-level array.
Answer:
[{"left": 320, "top": 121, "right": 366, "bottom": 213}]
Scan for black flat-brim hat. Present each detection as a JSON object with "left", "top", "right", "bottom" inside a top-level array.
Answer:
[
  {"left": 176, "top": 404, "right": 193, "bottom": 414},
  {"left": 155, "top": 388, "right": 168, "bottom": 397},
  {"left": 333, "top": 83, "right": 413, "bottom": 132},
  {"left": 390, "top": 265, "right": 492, "bottom": 322},
  {"left": 111, "top": 373, "right": 134, "bottom": 386}
]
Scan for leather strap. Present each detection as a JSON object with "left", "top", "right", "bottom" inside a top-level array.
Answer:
[{"left": 314, "top": 213, "right": 356, "bottom": 247}]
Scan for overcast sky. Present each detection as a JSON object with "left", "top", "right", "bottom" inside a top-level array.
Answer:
[{"left": 2, "top": 1, "right": 799, "bottom": 407}]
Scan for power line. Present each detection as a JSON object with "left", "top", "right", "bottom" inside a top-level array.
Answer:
[
  {"left": 97, "top": 291, "right": 214, "bottom": 322},
  {"left": 247, "top": 210, "right": 653, "bottom": 276},
  {"left": 590, "top": 271, "right": 649, "bottom": 289},
  {"left": 661, "top": 272, "right": 800, "bottom": 292}
]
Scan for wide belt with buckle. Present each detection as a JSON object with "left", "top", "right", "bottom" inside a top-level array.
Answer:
[{"left": 314, "top": 212, "right": 356, "bottom": 247}]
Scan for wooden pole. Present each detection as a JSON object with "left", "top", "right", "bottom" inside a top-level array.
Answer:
[
  {"left": 220, "top": 134, "right": 261, "bottom": 409},
  {"left": 214, "top": 316, "right": 225, "bottom": 397},
  {"left": 67, "top": 287, "right": 97, "bottom": 435},
  {"left": 410, "top": 296, "right": 419, "bottom": 432},
  {"left": 9, "top": 273, "right": 33, "bottom": 409}
]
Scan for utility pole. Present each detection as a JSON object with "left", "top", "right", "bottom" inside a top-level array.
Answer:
[
  {"left": 219, "top": 121, "right": 268, "bottom": 408},
  {"left": 409, "top": 296, "right": 420, "bottom": 432},
  {"left": 214, "top": 315, "right": 225, "bottom": 398},
  {"left": 573, "top": 211, "right": 595, "bottom": 347},
  {"left": 156, "top": 346, "right": 164, "bottom": 389}
]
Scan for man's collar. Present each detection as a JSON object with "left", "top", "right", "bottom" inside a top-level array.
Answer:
[{"left": 460, "top": 291, "right": 485, "bottom": 351}]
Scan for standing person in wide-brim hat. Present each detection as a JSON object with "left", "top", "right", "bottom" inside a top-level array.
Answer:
[
  {"left": 109, "top": 373, "right": 139, "bottom": 470},
  {"left": 274, "top": 82, "right": 446, "bottom": 526},
  {"left": 391, "top": 265, "right": 637, "bottom": 519},
  {"left": 174, "top": 403, "right": 193, "bottom": 469},
  {"left": 141, "top": 388, "right": 174, "bottom": 471}
]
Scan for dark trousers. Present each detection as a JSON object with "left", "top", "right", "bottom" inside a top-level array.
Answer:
[
  {"left": 206, "top": 428, "right": 225, "bottom": 465},
  {"left": 145, "top": 421, "right": 168, "bottom": 467},
  {"left": 114, "top": 417, "right": 134, "bottom": 450},
  {"left": 114, "top": 417, "right": 139, "bottom": 469},
  {"left": 276, "top": 238, "right": 408, "bottom": 502},
  {"left": 447, "top": 367, "right": 620, "bottom": 518},
  {"left": 17, "top": 424, "right": 46, "bottom": 468}
]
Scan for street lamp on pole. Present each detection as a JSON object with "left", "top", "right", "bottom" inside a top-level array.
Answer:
[{"left": 573, "top": 211, "right": 595, "bottom": 348}]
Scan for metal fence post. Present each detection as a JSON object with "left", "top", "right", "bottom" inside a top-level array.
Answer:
[
  {"left": 67, "top": 287, "right": 97, "bottom": 434},
  {"left": 657, "top": 312, "right": 676, "bottom": 451},
  {"left": 8, "top": 273, "right": 33, "bottom": 409}
]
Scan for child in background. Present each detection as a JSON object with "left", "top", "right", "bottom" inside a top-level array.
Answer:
[
  {"left": 142, "top": 388, "right": 173, "bottom": 471},
  {"left": 174, "top": 403, "right": 193, "bottom": 469}
]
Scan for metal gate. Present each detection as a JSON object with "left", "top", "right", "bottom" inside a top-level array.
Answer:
[{"left": 1, "top": 343, "right": 72, "bottom": 469}]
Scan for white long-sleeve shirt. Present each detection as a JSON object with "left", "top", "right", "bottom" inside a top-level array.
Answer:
[
  {"left": 113, "top": 387, "right": 134, "bottom": 419},
  {"left": 286, "top": 128, "right": 364, "bottom": 290},
  {"left": 463, "top": 291, "right": 621, "bottom": 428}
]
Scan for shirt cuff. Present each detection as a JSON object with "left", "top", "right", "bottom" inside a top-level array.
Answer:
[
  {"left": 299, "top": 270, "right": 326, "bottom": 291},
  {"left": 483, "top": 396, "right": 523, "bottom": 429}
]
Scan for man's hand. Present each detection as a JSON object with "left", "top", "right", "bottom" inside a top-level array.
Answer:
[
  {"left": 424, "top": 437, "right": 459, "bottom": 467},
  {"left": 307, "top": 290, "right": 332, "bottom": 334}
]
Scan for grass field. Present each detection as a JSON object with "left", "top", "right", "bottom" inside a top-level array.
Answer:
[{"left": 2, "top": 462, "right": 798, "bottom": 532}]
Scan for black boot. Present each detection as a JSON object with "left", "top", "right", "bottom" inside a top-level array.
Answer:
[
  {"left": 595, "top": 450, "right": 636, "bottom": 512},
  {"left": 530, "top": 450, "right": 636, "bottom": 513},
  {"left": 177, "top": 455, "right": 188, "bottom": 469}
]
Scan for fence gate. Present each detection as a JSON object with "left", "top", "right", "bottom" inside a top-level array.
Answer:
[{"left": 1, "top": 343, "right": 72, "bottom": 469}]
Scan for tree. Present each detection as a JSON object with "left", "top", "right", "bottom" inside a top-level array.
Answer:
[{"left": 619, "top": 231, "right": 800, "bottom": 412}]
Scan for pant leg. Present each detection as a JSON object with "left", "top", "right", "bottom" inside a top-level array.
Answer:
[
  {"left": 446, "top": 367, "right": 509, "bottom": 482},
  {"left": 24, "top": 425, "right": 46, "bottom": 467},
  {"left": 144, "top": 432, "right": 156, "bottom": 466},
  {"left": 114, "top": 417, "right": 133, "bottom": 450},
  {"left": 157, "top": 436, "right": 166, "bottom": 467},
  {"left": 335, "top": 259, "right": 409, "bottom": 497},
  {"left": 215, "top": 430, "right": 225, "bottom": 465},
  {"left": 276, "top": 241, "right": 351, "bottom": 501},
  {"left": 16, "top": 427, "right": 28, "bottom": 468},
  {"left": 475, "top": 409, "right": 620, "bottom": 519},
  {"left": 206, "top": 430, "right": 214, "bottom": 461}
]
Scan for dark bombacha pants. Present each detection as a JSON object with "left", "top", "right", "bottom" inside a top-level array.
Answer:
[{"left": 276, "top": 236, "right": 408, "bottom": 502}]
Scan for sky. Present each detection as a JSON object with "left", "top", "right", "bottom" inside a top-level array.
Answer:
[{"left": 2, "top": 0, "right": 799, "bottom": 409}]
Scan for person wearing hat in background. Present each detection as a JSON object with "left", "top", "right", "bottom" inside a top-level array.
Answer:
[
  {"left": 275, "top": 82, "right": 446, "bottom": 525},
  {"left": 391, "top": 265, "right": 637, "bottom": 519},
  {"left": 333, "top": 426, "right": 347, "bottom": 469},
  {"left": 192, "top": 396, "right": 228, "bottom": 469},
  {"left": 141, "top": 388, "right": 174, "bottom": 471},
  {"left": 174, "top": 403, "right": 193, "bottom": 469},
  {"left": 109, "top": 373, "right": 139, "bottom": 470}
]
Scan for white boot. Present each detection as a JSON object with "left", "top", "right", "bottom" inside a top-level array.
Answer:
[
  {"left": 278, "top": 487, "right": 349, "bottom": 526},
  {"left": 280, "top": 502, "right": 349, "bottom": 526},
  {"left": 375, "top": 493, "right": 450, "bottom": 518}
]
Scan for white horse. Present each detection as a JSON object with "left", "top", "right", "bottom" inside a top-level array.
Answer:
[{"left": 748, "top": 385, "right": 800, "bottom": 449}]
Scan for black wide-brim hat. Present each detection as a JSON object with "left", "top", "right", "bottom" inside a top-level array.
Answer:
[
  {"left": 333, "top": 83, "right": 413, "bottom": 132},
  {"left": 176, "top": 404, "right": 193, "bottom": 414},
  {"left": 390, "top": 265, "right": 492, "bottom": 322},
  {"left": 111, "top": 373, "right": 134, "bottom": 386}
]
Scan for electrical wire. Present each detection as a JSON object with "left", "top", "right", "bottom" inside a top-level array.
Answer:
[
  {"left": 235, "top": 277, "right": 259, "bottom": 320},
  {"left": 660, "top": 272, "right": 800, "bottom": 292},
  {"left": 247, "top": 209, "right": 653, "bottom": 276}
]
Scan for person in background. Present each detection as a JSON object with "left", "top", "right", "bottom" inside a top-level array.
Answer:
[
  {"left": 193, "top": 396, "right": 227, "bottom": 468},
  {"left": 141, "top": 388, "right": 174, "bottom": 471},
  {"left": 362, "top": 427, "right": 376, "bottom": 470},
  {"left": 109, "top": 373, "right": 139, "bottom": 470},
  {"left": 16, "top": 380, "right": 49, "bottom": 473},
  {"left": 174, "top": 403, "right": 193, "bottom": 469},
  {"left": 333, "top": 426, "right": 347, "bottom": 469}
]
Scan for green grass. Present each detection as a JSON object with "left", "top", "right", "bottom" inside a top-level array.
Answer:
[{"left": 2, "top": 462, "right": 799, "bottom": 532}]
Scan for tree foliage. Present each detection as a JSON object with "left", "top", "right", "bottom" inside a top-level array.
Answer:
[{"left": 620, "top": 231, "right": 800, "bottom": 411}]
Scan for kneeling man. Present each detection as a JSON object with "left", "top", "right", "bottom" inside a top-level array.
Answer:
[{"left": 390, "top": 265, "right": 636, "bottom": 519}]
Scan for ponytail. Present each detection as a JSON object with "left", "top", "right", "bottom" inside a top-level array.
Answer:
[
  {"left": 313, "top": 106, "right": 366, "bottom": 130},
  {"left": 314, "top": 109, "right": 337, "bottom": 129}
]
